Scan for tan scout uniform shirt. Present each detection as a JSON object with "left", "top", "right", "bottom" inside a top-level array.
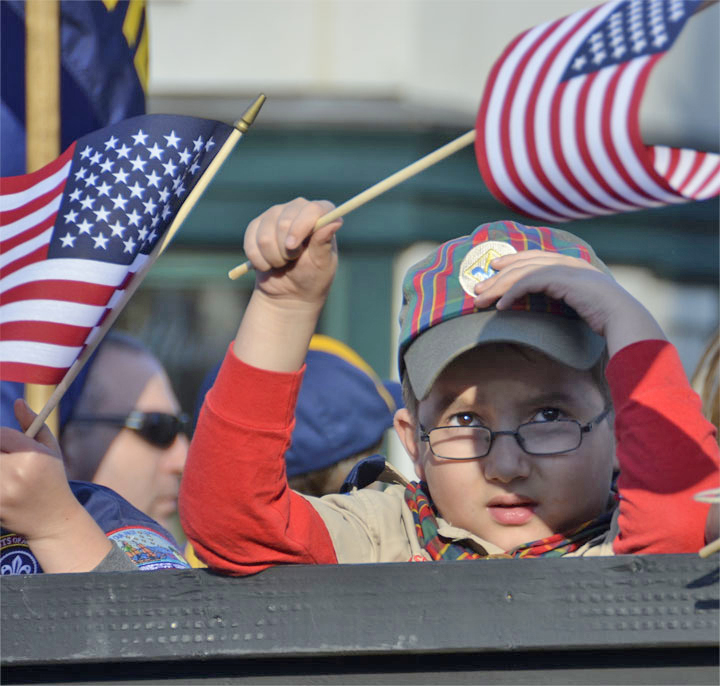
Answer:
[{"left": 303, "top": 484, "right": 619, "bottom": 563}]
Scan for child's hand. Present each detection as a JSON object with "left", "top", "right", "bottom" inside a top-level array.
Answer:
[
  {"left": 233, "top": 199, "right": 344, "bottom": 373},
  {"left": 1, "top": 399, "right": 114, "bottom": 572},
  {"left": 0, "top": 399, "right": 77, "bottom": 540},
  {"left": 473, "top": 251, "right": 665, "bottom": 357},
  {"left": 243, "top": 198, "right": 343, "bottom": 307}
]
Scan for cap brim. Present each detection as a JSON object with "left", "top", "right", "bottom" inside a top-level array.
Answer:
[{"left": 403, "top": 309, "right": 606, "bottom": 400}]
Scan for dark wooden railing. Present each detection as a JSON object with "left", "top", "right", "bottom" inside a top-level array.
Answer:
[{"left": 2, "top": 554, "right": 718, "bottom": 684}]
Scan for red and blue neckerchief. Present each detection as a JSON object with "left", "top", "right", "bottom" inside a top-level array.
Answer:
[{"left": 404, "top": 480, "right": 614, "bottom": 560}]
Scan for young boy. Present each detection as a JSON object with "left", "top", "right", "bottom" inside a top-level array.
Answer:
[{"left": 179, "top": 199, "right": 719, "bottom": 573}]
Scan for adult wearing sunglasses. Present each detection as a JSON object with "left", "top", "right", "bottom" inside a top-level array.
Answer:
[{"left": 60, "top": 332, "right": 189, "bottom": 532}]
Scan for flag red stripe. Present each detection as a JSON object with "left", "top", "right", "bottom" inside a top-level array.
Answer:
[
  {"left": 0, "top": 361, "right": 66, "bottom": 385},
  {"left": 0, "top": 244, "right": 50, "bottom": 279},
  {"left": 0, "top": 320, "right": 92, "bottom": 346},
  {"left": 0, "top": 144, "right": 75, "bottom": 193},
  {"left": 0, "top": 179, "right": 67, "bottom": 226},
  {"left": 574, "top": 72, "right": 633, "bottom": 207},
  {"left": 625, "top": 54, "right": 676, "bottom": 196},
  {"left": 600, "top": 63, "right": 656, "bottom": 202},
  {"left": 692, "top": 159, "right": 720, "bottom": 198},
  {"left": 118, "top": 270, "right": 135, "bottom": 290},
  {"left": 0, "top": 279, "right": 116, "bottom": 307},
  {"left": 0, "top": 213, "right": 57, "bottom": 253},
  {"left": 498, "top": 21, "right": 563, "bottom": 220},
  {"left": 677, "top": 152, "right": 706, "bottom": 194},
  {"left": 523, "top": 16, "right": 593, "bottom": 218},
  {"left": 475, "top": 30, "right": 529, "bottom": 216},
  {"left": 550, "top": 79, "right": 614, "bottom": 214},
  {"left": 663, "top": 147, "right": 682, "bottom": 182}
]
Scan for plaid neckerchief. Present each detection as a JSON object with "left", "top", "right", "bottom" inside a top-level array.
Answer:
[{"left": 404, "top": 480, "right": 613, "bottom": 560}]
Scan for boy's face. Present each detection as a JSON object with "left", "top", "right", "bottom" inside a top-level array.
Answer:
[{"left": 395, "top": 343, "right": 615, "bottom": 552}]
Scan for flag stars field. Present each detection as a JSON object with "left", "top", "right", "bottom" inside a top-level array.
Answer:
[{"left": 1, "top": 112, "right": 235, "bottom": 384}]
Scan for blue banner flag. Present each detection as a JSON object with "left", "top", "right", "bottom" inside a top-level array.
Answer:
[{"left": 1, "top": 0, "right": 148, "bottom": 176}]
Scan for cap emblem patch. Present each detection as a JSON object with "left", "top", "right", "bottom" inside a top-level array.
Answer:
[{"left": 459, "top": 241, "right": 517, "bottom": 296}]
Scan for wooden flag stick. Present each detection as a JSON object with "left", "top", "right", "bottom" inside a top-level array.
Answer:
[
  {"left": 24, "top": 95, "right": 266, "bottom": 438},
  {"left": 24, "top": 0, "right": 61, "bottom": 435},
  {"left": 694, "top": 486, "right": 719, "bottom": 558},
  {"left": 228, "top": 128, "right": 477, "bottom": 280},
  {"left": 699, "top": 537, "right": 720, "bottom": 558}
]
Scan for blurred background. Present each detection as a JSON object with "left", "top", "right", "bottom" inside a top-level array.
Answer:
[{"left": 116, "top": 0, "right": 718, "bottom": 473}]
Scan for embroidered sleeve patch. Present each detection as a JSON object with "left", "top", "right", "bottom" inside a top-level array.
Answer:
[
  {"left": 1, "top": 533, "right": 41, "bottom": 575},
  {"left": 107, "top": 527, "right": 190, "bottom": 570}
]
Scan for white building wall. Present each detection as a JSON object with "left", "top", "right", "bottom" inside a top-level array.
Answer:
[{"left": 147, "top": 0, "right": 718, "bottom": 146}]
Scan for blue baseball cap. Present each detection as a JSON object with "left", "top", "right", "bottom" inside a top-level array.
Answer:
[{"left": 286, "top": 335, "right": 402, "bottom": 477}]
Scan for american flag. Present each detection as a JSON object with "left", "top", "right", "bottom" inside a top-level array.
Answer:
[
  {"left": 475, "top": 0, "right": 719, "bottom": 223},
  {"left": 0, "top": 114, "right": 233, "bottom": 384}
]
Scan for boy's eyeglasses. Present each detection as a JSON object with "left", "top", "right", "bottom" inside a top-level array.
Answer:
[
  {"left": 419, "top": 407, "right": 611, "bottom": 460},
  {"left": 69, "top": 411, "right": 190, "bottom": 448}
]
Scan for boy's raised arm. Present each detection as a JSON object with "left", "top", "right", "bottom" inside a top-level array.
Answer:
[
  {"left": 233, "top": 198, "right": 343, "bottom": 373},
  {"left": 180, "top": 199, "right": 343, "bottom": 574}
]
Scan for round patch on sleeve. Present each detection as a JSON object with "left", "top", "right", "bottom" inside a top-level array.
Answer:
[
  {"left": 107, "top": 527, "right": 190, "bottom": 570},
  {"left": 1, "top": 533, "right": 41, "bottom": 575}
]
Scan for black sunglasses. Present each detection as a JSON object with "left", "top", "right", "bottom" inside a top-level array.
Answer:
[{"left": 69, "top": 411, "right": 190, "bottom": 448}]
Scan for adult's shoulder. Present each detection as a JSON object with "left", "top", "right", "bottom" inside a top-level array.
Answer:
[
  {"left": 69, "top": 481, "right": 178, "bottom": 543},
  {"left": 69, "top": 481, "right": 190, "bottom": 570}
]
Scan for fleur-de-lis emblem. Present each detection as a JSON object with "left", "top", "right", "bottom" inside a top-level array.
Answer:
[{"left": 1, "top": 552, "right": 36, "bottom": 575}]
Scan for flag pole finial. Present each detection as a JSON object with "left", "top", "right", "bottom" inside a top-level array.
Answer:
[{"left": 234, "top": 93, "right": 266, "bottom": 133}]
